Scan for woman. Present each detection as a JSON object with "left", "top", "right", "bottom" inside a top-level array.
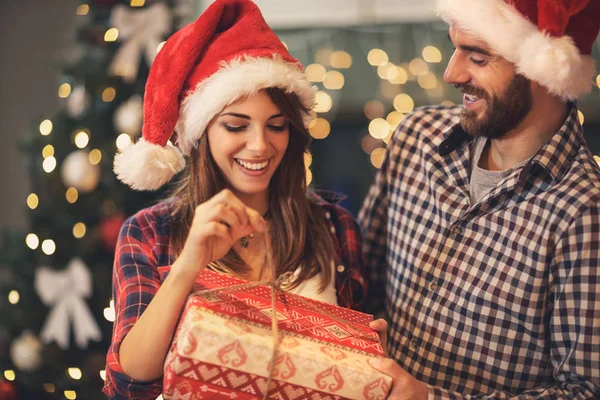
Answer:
[{"left": 103, "top": 1, "right": 367, "bottom": 398}]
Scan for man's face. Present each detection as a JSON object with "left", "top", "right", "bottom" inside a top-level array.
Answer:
[{"left": 444, "top": 26, "right": 533, "bottom": 139}]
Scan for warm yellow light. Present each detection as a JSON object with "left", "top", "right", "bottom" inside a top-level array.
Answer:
[
  {"left": 361, "top": 135, "right": 382, "bottom": 155},
  {"left": 102, "top": 87, "right": 116, "bottom": 102},
  {"left": 409, "top": 58, "right": 429, "bottom": 76},
  {"left": 64, "top": 390, "right": 77, "bottom": 400},
  {"left": 88, "top": 149, "right": 102, "bottom": 165},
  {"left": 393, "top": 94, "right": 415, "bottom": 113},
  {"left": 305, "top": 64, "right": 327, "bottom": 83},
  {"left": 315, "top": 48, "right": 333, "bottom": 66},
  {"left": 58, "top": 83, "right": 72, "bottom": 98},
  {"left": 67, "top": 368, "right": 82, "bottom": 380},
  {"left": 157, "top": 41, "right": 166, "bottom": 54},
  {"left": 596, "top": 74, "right": 600, "bottom": 88},
  {"left": 594, "top": 155, "right": 600, "bottom": 168},
  {"left": 40, "top": 119, "right": 53, "bottom": 136},
  {"left": 104, "top": 28, "right": 119, "bottom": 42},
  {"left": 304, "top": 152, "right": 312, "bottom": 168},
  {"left": 423, "top": 46, "right": 442, "bottom": 63},
  {"left": 43, "top": 383, "right": 56, "bottom": 393},
  {"left": 313, "top": 91, "right": 332, "bottom": 113},
  {"left": 306, "top": 168, "right": 313, "bottom": 186},
  {"left": 389, "top": 67, "right": 408, "bottom": 84},
  {"left": 73, "top": 223, "right": 87, "bottom": 239},
  {"left": 116, "top": 133, "right": 133, "bottom": 150},
  {"left": 100, "top": 370, "right": 106, "bottom": 381},
  {"left": 76, "top": 4, "right": 89, "bottom": 15},
  {"left": 363, "top": 101, "right": 384, "bottom": 120},
  {"left": 308, "top": 118, "right": 331, "bottom": 139},
  {"left": 383, "top": 130, "right": 394, "bottom": 144},
  {"left": 41, "top": 239, "right": 56, "bottom": 255},
  {"left": 367, "top": 49, "right": 389, "bottom": 66},
  {"left": 26, "top": 233, "right": 39, "bottom": 250},
  {"left": 4, "top": 370, "right": 15, "bottom": 381},
  {"left": 130, "top": 0, "right": 145, "bottom": 6},
  {"left": 66, "top": 188, "right": 79, "bottom": 204},
  {"left": 104, "top": 305, "right": 116, "bottom": 322},
  {"left": 42, "top": 144, "right": 55, "bottom": 159},
  {"left": 418, "top": 72, "right": 438, "bottom": 89},
  {"left": 427, "top": 84, "right": 445, "bottom": 99},
  {"left": 369, "top": 118, "right": 391, "bottom": 140},
  {"left": 578, "top": 110, "right": 585, "bottom": 125},
  {"left": 27, "top": 193, "right": 39, "bottom": 210},
  {"left": 8, "top": 290, "right": 19, "bottom": 305},
  {"left": 74, "top": 131, "right": 90, "bottom": 149},
  {"left": 376, "top": 63, "right": 396, "bottom": 80},
  {"left": 386, "top": 111, "right": 405, "bottom": 131},
  {"left": 441, "top": 100, "right": 456, "bottom": 106},
  {"left": 370, "top": 148, "right": 387, "bottom": 169},
  {"left": 323, "top": 71, "right": 345, "bottom": 90},
  {"left": 281, "top": 41, "right": 288, "bottom": 50},
  {"left": 43, "top": 156, "right": 57, "bottom": 173},
  {"left": 329, "top": 51, "right": 352, "bottom": 69},
  {"left": 380, "top": 80, "right": 400, "bottom": 100}
]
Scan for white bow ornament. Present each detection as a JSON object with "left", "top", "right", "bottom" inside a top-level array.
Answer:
[
  {"left": 109, "top": 3, "right": 171, "bottom": 83},
  {"left": 34, "top": 258, "right": 102, "bottom": 350}
]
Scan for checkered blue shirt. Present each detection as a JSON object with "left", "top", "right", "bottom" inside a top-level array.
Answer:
[{"left": 359, "top": 104, "right": 600, "bottom": 399}]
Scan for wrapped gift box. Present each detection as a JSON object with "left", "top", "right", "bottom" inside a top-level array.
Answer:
[{"left": 163, "top": 269, "right": 391, "bottom": 400}]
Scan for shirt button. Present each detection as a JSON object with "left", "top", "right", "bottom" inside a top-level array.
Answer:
[
  {"left": 325, "top": 211, "right": 331, "bottom": 219},
  {"left": 429, "top": 282, "right": 438, "bottom": 292},
  {"left": 450, "top": 225, "right": 462, "bottom": 236},
  {"left": 330, "top": 226, "right": 336, "bottom": 234},
  {"left": 409, "top": 338, "right": 418, "bottom": 349},
  {"left": 336, "top": 265, "right": 345, "bottom": 273}
]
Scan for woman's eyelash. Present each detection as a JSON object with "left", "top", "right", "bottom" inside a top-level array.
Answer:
[
  {"left": 268, "top": 125, "right": 287, "bottom": 132},
  {"left": 223, "top": 124, "right": 246, "bottom": 132}
]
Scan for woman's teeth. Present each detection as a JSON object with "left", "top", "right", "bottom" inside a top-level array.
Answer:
[{"left": 235, "top": 159, "right": 269, "bottom": 170}]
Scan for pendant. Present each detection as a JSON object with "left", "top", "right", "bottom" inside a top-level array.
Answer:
[{"left": 239, "top": 233, "right": 255, "bottom": 249}]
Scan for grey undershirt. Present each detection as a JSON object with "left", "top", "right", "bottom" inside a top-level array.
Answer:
[{"left": 469, "top": 137, "right": 530, "bottom": 204}]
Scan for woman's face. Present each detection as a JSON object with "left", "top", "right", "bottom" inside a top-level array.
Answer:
[{"left": 206, "top": 90, "right": 290, "bottom": 200}]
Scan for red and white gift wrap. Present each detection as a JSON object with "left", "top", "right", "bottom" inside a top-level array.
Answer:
[{"left": 163, "top": 270, "right": 391, "bottom": 400}]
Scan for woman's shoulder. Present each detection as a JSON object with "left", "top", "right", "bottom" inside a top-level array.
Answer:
[{"left": 123, "top": 200, "right": 173, "bottom": 232}]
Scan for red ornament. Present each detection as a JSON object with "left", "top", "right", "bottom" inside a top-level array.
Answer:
[
  {"left": 0, "top": 380, "right": 17, "bottom": 400},
  {"left": 99, "top": 213, "right": 127, "bottom": 252}
]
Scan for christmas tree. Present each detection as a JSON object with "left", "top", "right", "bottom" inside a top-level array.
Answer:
[{"left": 0, "top": 1, "right": 192, "bottom": 399}]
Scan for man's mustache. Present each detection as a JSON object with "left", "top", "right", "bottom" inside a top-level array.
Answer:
[{"left": 454, "top": 84, "right": 488, "bottom": 100}]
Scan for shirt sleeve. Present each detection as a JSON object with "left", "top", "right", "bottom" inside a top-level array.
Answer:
[
  {"left": 358, "top": 141, "right": 391, "bottom": 317},
  {"left": 102, "top": 213, "right": 164, "bottom": 400},
  {"left": 426, "top": 204, "right": 600, "bottom": 400}
]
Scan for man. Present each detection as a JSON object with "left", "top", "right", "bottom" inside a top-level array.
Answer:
[{"left": 360, "top": 0, "right": 600, "bottom": 398}]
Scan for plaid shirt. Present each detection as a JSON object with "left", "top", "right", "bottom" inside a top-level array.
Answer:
[
  {"left": 359, "top": 104, "right": 600, "bottom": 399},
  {"left": 103, "top": 190, "right": 366, "bottom": 400}
]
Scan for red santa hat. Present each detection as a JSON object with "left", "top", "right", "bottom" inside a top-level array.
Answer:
[
  {"left": 437, "top": 0, "right": 600, "bottom": 100},
  {"left": 114, "top": 0, "right": 316, "bottom": 191}
]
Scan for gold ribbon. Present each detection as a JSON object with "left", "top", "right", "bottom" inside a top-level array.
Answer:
[{"left": 190, "top": 272, "right": 378, "bottom": 399}]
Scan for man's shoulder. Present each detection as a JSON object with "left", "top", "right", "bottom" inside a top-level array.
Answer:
[{"left": 395, "top": 104, "right": 462, "bottom": 140}]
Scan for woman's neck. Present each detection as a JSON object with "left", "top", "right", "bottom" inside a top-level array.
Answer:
[{"left": 231, "top": 189, "right": 270, "bottom": 215}]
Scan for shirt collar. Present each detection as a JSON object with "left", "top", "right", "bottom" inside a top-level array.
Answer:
[{"left": 311, "top": 189, "right": 347, "bottom": 206}]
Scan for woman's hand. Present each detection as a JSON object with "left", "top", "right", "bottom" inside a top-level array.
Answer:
[{"left": 175, "top": 189, "right": 267, "bottom": 277}]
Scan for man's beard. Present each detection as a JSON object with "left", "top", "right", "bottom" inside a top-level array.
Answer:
[{"left": 456, "top": 74, "right": 533, "bottom": 139}]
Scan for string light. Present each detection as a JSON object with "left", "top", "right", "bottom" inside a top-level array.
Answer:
[
  {"left": 313, "top": 91, "right": 332, "bottom": 113},
  {"left": 41, "top": 239, "right": 56, "bottom": 255},
  {"left": 409, "top": 58, "right": 429, "bottom": 76},
  {"left": 306, "top": 168, "right": 313, "bottom": 186},
  {"left": 315, "top": 48, "right": 333, "bottom": 66},
  {"left": 42, "top": 144, "right": 55, "bottom": 158},
  {"left": 58, "top": 83, "right": 72, "bottom": 98},
  {"left": 423, "top": 46, "right": 442, "bottom": 63},
  {"left": 116, "top": 133, "right": 133, "bottom": 150},
  {"left": 89, "top": 149, "right": 102, "bottom": 165},
  {"left": 40, "top": 119, "right": 53, "bottom": 136},
  {"left": 73, "top": 223, "right": 87, "bottom": 239},
  {"left": 323, "top": 71, "right": 345, "bottom": 90},
  {"left": 26, "top": 233, "right": 39, "bottom": 250},
  {"left": 596, "top": 74, "right": 600, "bottom": 88},
  {"left": 389, "top": 66, "right": 408, "bottom": 84},
  {"left": 367, "top": 49, "right": 389, "bottom": 66},
  {"left": 100, "top": 370, "right": 106, "bottom": 381},
  {"left": 67, "top": 368, "right": 82, "bottom": 380},
  {"left": 4, "top": 370, "right": 15, "bottom": 381},
  {"left": 130, "top": 0, "right": 145, "bottom": 6},
  {"left": 380, "top": 80, "right": 401, "bottom": 99},
  {"left": 578, "top": 110, "right": 585, "bottom": 125},
  {"left": 383, "top": 130, "right": 394, "bottom": 144},
  {"left": 104, "top": 28, "right": 119, "bottom": 42},
  {"left": 43, "top": 383, "right": 56, "bottom": 393},
  {"left": 27, "top": 193, "right": 39, "bottom": 210},
  {"left": 361, "top": 135, "right": 382, "bottom": 155},
  {"left": 329, "top": 51, "right": 352, "bottom": 69},
  {"left": 594, "top": 155, "right": 600, "bottom": 168},
  {"left": 308, "top": 118, "right": 331, "bottom": 139},
  {"left": 43, "top": 156, "right": 57, "bottom": 173},
  {"left": 8, "top": 290, "right": 20, "bottom": 305},
  {"left": 370, "top": 148, "right": 386, "bottom": 169},
  {"left": 104, "top": 300, "right": 115, "bottom": 322},
  {"left": 304, "top": 152, "right": 312, "bottom": 168},
  {"left": 368, "top": 118, "right": 390, "bottom": 139},
  {"left": 386, "top": 111, "right": 405, "bottom": 131},
  {"left": 418, "top": 72, "right": 438, "bottom": 89},
  {"left": 64, "top": 390, "right": 77, "bottom": 400},
  {"left": 363, "top": 101, "right": 385, "bottom": 120},
  {"left": 66, "top": 188, "right": 79, "bottom": 204},
  {"left": 76, "top": 4, "right": 89, "bottom": 15},
  {"left": 74, "top": 130, "right": 90, "bottom": 148},
  {"left": 305, "top": 64, "right": 326, "bottom": 83},
  {"left": 393, "top": 94, "right": 415, "bottom": 113},
  {"left": 102, "top": 87, "right": 116, "bottom": 102}
]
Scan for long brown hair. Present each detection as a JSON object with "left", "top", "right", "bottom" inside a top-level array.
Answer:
[{"left": 169, "top": 88, "right": 335, "bottom": 291}]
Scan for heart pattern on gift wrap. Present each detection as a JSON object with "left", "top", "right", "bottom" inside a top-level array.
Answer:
[
  {"left": 179, "top": 332, "right": 198, "bottom": 355},
  {"left": 197, "top": 364, "right": 222, "bottom": 381},
  {"left": 320, "top": 346, "right": 347, "bottom": 361},
  {"left": 315, "top": 366, "right": 344, "bottom": 392},
  {"left": 226, "top": 370, "right": 249, "bottom": 387},
  {"left": 217, "top": 341, "right": 248, "bottom": 367},
  {"left": 268, "top": 353, "right": 297, "bottom": 380},
  {"left": 362, "top": 377, "right": 391, "bottom": 400},
  {"left": 283, "top": 384, "right": 307, "bottom": 399}
]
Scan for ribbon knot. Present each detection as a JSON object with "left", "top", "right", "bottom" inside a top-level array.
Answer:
[
  {"left": 34, "top": 258, "right": 102, "bottom": 350},
  {"left": 109, "top": 3, "right": 171, "bottom": 83}
]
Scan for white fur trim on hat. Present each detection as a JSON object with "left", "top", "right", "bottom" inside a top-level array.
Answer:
[
  {"left": 114, "top": 138, "right": 186, "bottom": 191},
  {"left": 437, "top": 0, "right": 596, "bottom": 100},
  {"left": 175, "top": 56, "right": 317, "bottom": 155}
]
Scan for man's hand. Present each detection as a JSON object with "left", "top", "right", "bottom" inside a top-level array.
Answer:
[{"left": 368, "top": 357, "right": 430, "bottom": 400}]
